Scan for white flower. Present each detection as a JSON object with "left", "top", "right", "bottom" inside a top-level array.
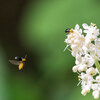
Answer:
[
  {"left": 82, "top": 23, "right": 89, "bottom": 29},
  {"left": 81, "top": 85, "right": 90, "bottom": 96},
  {"left": 83, "top": 23, "right": 99, "bottom": 41},
  {"left": 75, "top": 54, "right": 81, "bottom": 64},
  {"left": 72, "top": 65, "right": 79, "bottom": 72},
  {"left": 92, "top": 84, "right": 99, "bottom": 91},
  {"left": 96, "top": 76, "right": 100, "bottom": 81},
  {"left": 88, "top": 43, "right": 96, "bottom": 57},
  {"left": 80, "top": 64, "right": 87, "bottom": 71},
  {"left": 83, "top": 23, "right": 99, "bottom": 36},
  {"left": 86, "top": 67, "right": 97, "bottom": 76},
  {"left": 81, "top": 73, "right": 88, "bottom": 82},
  {"left": 74, "top": 24, "right": 82, "bottom": 34},
  {"left": 95, "top": 39, "right": 100, "bottom": 58},
  {"left": 92, "top": 90, "right": 99, "bottom": 99},
  {"left": 75, "top": 54, "right": 95, "bottom": 72},
  {"left": 64, "top": 23, "right": 100, "bottom": 99},
  {"left": 95, "top": 68, "right": 99, "bottom": 74},
  {"left": 81, "top": 54, "right": 95, "bottom": 67}
]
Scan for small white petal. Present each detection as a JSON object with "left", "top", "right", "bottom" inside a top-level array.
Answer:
[
  {"left": 92, "top": 91, "right": 99, "bottom": 99},
  {"left": 81, "top": 87, "right": 90, "bottom": 96},
  {"left": 84, "top": 30, "right": 89, "bottom": 33},
  {"left": 75, "top": 24, "right": 79, "bottom": 30},
  {"left": 78, "top": 67, "right": 82, "bottom": 72},
  {"left": 82, "top": 23, "right": 89, "bottom": 29},
  {"left": 92, "top": 84, "right": 98, "bottom": 90},
  {"left": 75, "top": 60, "right": 80, "bottom": 65},
  {"left": 64, "top": 39, "right": 68, "bottom": 43},
  {"left": 81, "top": 89, "right": 87, "bottom": 96},
  {"left": 72, "top": 65, "right": 79, "bottom": 72},
  {"left": 79, "top": 29, "right": 82, "bottom": 34},
  {"left": 71, "top": 51, "right": 76, "bottom": 57},
  {"left": 96, "top": 76, "right": 100, "bottom": 81},
  {"left": 71, "top": 45, "right": 77, "bottom": 49},
  {"left": 81, "top": 64, "right": 87, "bottom": 71},
  {"left": 86, "top": 68, "right": 97, "bottom": 76},
  {"left": 95, "top": 68, "right": 99, "bottom": 74},
  {"left": 94, "top": 94, "right": 99, "bottom": 99},
  {"left": 74, "top": 39, "right": 80, "bottom": 44},
  {"left": 81, "top": 74, "right": 88, "bottom": 81}
]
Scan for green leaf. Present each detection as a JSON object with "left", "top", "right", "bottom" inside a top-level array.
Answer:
[{"left": 95, "top": 59, "right": 100, "bottom": 74}]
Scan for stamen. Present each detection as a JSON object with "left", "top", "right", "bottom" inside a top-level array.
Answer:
[
  {"left": 64, "top": 45, "right": 71, "bottom": 52},
  {"left": 77, "top": 80, "right": 82, "bottom": 86}
]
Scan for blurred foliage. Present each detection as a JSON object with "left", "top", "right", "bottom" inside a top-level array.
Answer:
[
  {"left": 1, "top": 0, "right": 100, "bottom": 100},
  {"left": 0, "top": 47, "right": 8, "bottom": 100}
]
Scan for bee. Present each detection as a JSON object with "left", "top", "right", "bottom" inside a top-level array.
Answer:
[
  {"left": 65, "top": 28, "right": 73, "bottom": 34},
  {"left": 9, "top": 54, "right": 27, "bottom": 70}
]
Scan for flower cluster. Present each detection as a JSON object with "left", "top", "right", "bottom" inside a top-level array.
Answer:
[{"left": 65, "top": 23, "right": 100, "bottom": 99}]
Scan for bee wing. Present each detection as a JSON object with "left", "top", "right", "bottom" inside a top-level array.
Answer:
[{"left": 9, "top": 60, "right": 21, "bottom": 65}]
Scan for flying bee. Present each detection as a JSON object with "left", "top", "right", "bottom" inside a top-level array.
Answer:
[
  {"left": 9, "top": 54, "right": 27, "bottom": 70},
  {"left": 65, "top": 28, "right": 73, "bottom": 34}
]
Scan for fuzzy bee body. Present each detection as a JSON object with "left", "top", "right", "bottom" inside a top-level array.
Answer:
[
  {"left": 65, "top": 28, "right": 73, "bottom": 34},
  {"left": 9, "top": 55, "right": 27, "bottom": 70}
]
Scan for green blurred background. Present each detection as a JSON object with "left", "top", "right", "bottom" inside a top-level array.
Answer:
[{"left": 0, "top": 0, "right": 100, "bottom": 100}]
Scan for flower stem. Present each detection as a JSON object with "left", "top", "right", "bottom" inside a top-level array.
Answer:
[{"left": 95, "top": 59, "right": 100, "bottom": 74}]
